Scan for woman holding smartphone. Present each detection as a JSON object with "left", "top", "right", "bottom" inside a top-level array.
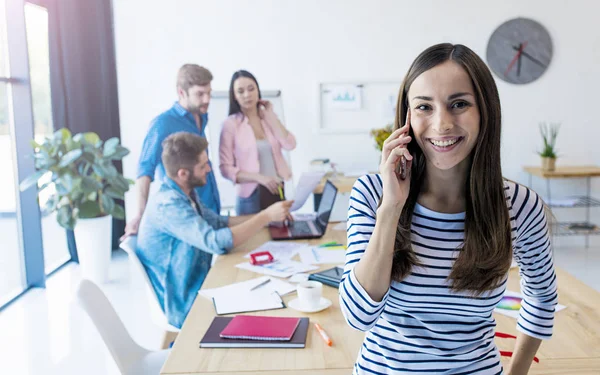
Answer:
[
  {"left": 219, "top": 70, "right": 296, "bottom": 215},
  {"left": 340, "top": 44, "right": 557, "bottom": 374}
]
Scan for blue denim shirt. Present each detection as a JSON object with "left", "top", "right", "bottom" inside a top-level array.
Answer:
[
  {"left": 137, "top": 102, "right": 221, "bottom": 213},
  {"left": 136, "top": 177, "right": 234, "bottom": 328}
]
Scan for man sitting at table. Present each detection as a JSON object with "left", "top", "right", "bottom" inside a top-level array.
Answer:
[{"left": 136, "top": 132, "right": 293, "bottom": 328}]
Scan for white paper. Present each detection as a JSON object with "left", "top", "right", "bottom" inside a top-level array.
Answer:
[
  {"left": 290, "top": 172, "right": 326, "bottom": 211},
  {"left": 212, "top": 288, "right": 284, "bottom": 315},
  {"left": 298, "top": 247, "right": 346, "bottom": 265},
  {"left": 494, "top": 290, "right": 566, "bottom": 319},
  {"left": 288, "top": 273, "right": 310, "bottom": 283},
  {"left": 236, "top": 260, "right": 318, "bottom": 278},
  {"left": 198, "top": 276, "right": 297, "bottom": 300},
  {"left": 243, "top": 241, "right": 308, "bottom": 261}
]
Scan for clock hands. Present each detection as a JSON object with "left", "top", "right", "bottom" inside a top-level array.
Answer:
[
  {"left": 516, "top": 43, "right": 522, "bottom": 76},
  {"left": 511, "top": 45, "right": 547, "bottom": 68},
  {"left": 504, "top": 41, "right": 528, "bottom": 77}
]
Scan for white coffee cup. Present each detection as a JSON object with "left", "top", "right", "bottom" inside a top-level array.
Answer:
[{"left": 297, "top": 280, "right": 323, "bottom": 310}]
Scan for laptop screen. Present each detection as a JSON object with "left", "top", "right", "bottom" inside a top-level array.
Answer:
[{"left": 315, "top": 181, "right": 338, "bottom": 231}]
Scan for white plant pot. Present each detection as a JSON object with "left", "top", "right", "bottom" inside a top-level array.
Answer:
[{"left": 74, "top": 215, "right": 112, "bottom": 283}]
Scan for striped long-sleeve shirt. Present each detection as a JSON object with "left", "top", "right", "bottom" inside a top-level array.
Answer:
[{"left": 339, "top": 174, "right": 558, "bottom": 375}]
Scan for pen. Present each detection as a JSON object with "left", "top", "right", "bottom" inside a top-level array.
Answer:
[
  {"left": 314, "top": 323, "right": 332, "bottom": 346},
  {"left": 250, "top": 278, "right": 271, "bottom": 291},
  {"left": 319, "top": 241, "right": 338, "bottom": 247},
  {"left": 277, "top": 185, "right": 284, "bottom": 200}
]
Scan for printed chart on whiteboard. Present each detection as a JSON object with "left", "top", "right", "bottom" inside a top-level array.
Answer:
[{"left": 319, "top": 82, "right": 400, "bottom": 134}]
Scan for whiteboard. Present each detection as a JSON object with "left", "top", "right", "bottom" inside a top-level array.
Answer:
[
  {"left": 206, "top": 90, "right": 290, "bottom": 213},
  {"left": 318, "top": 82, "right": 401, "bottom": 134}
]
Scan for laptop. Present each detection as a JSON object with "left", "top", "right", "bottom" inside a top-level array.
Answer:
[{"left": 269, "top": 180, "right": 338, "bottom": 240}]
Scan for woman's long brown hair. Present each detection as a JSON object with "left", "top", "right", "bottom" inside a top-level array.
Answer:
[{"left": 390, "top": 43, "right": 512, "bottom": 294}]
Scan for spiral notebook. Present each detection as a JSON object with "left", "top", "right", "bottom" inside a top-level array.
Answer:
[
  {"left": 200, "top": 316, "right": 309, "bottom": 348},
  {"left": 220, "top": 315, "right": 301, "bottom": 340}
]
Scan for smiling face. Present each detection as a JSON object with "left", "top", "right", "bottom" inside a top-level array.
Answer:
[{"left": 407, "top": 60, "right": 480, "bottom": 172}]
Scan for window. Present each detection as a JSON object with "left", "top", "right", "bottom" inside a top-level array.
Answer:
[
  {"left": 0, "top": 0, "right": 26, "bottom": 305},
  {"left": 25, "top": 3, "right": 69, "bottom": 274}
]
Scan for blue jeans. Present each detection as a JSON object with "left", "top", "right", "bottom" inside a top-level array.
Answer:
[{"left": 236, "top": 187, "right": 261, "bottom": 215}]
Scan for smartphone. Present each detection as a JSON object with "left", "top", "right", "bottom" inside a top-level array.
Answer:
[{"left": 396, "top": 155, "right": 407, "bottom": 180}]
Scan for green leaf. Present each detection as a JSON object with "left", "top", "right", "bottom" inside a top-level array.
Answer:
[
  {"left": 103, "top": 137, "right": 119, "bottom": 156},
  {"left": 79, "top": 132, "right": 100, "bottom": 146},
  {"left": 30, "top": 139, "right": 41, "bottom": 149},
  {"left": 58, "top": 149, "right": 83, "bottom": 168},
  {"left": 81, "top": 151, "right": 96, "bottom": 164},
  {"left": 19, "top": 170, "right": 47, "bottom": 191},
  {"left": 81, "top": 177, "right": 103, "bottom": 193},
  {"left": 101, "top": 195, "right": 115, "bottom": 214},
  {"left": 57, "top": 205, "right": 75, "bottom": 230},
  {"left": 53, "top": 128, "right": 72, "bottom": 143},
  {"left": 92, "top": 164, "right": 106, "bottom": 178},
  {"left": 111, "top": 175, "right": 130, "bottom": 191},
  {"left": 78, "top": 200, "right": 102, "bottom": 218},
  {"left": 112, "top": 204, "right": 126, "bottom": 220},
  {"left": 44, "top": 195, "right": 58, "bottom": 214},
  {"left": 104, "top": 186, "right": 125, "bottom": 199}
]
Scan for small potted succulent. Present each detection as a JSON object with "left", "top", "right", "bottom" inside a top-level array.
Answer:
[{"left": 538, "top": 122, "right": 560, "bottom": 171}]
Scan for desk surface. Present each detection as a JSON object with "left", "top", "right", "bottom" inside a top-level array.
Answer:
[
  {"left": 524, "top": 165, "right": 600, "bottom": 178},
  {"left": 161, "top": 226, "right": 600, "bottom": 375},
  {"left": 314, "top": 174, "right": 361, "bottom": 194}
]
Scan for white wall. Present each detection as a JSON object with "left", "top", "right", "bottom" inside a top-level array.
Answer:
[{"left": 113, "top": 0, "right": 600, "bottom": 246}]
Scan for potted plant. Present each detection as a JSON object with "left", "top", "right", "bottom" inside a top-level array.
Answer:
[
  {"left": 370, "top": 124, "right": 393, "bottom": 151},
  {"left": 20, "top": 128, "right": 132, "bottom": 283},
  {"left": 538, "top": 122, "right": 560, "bottom": 171}
]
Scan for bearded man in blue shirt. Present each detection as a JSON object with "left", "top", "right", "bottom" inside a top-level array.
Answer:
[{"left": 136, "top": 132, "right": 293, "bottom": 328}]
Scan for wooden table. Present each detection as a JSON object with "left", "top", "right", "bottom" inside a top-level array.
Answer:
[
  {"left": 523, "top": 165, "right": 600, "bottom": 179},
  {"left": 161, "top": 225, "right": 600, "bottom": 374}
]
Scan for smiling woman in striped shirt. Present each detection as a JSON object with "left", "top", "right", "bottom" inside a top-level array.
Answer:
[{"left": 340, "top": 43, "right": 557, "bottom": 375}]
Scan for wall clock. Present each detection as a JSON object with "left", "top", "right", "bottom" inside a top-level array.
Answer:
[{"left": 486, "top": 18, "right": 552, "bottom": 84}]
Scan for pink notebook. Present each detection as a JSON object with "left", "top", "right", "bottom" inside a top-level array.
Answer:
[{"left": 219, "top": 315, "right": 301, "bottom": 341}]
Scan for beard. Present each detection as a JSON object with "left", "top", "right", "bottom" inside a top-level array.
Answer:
[
  {"left": 187, "top": 102, "right": 209, "bottom": 115},
  {"left": 187, "top": 173, "right": 207, "bottom": 189}
]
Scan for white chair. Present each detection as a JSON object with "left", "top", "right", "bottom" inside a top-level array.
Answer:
[
  {"left": 76, "top": 279, "right": 170, "bottom": 375},
  {"left": 120, "top": 236, "right": 179, "bottom": 348}
]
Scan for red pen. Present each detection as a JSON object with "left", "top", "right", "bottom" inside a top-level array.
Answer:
[{"left": 314, "top": 323, "right": 332, "bottom": 346}]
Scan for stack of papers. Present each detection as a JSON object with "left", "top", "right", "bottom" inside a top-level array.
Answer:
[
  {"left": 199, "top": 277, "right": 297, "bottom": 315},
  {"left": 199, "top": 276, "right": 297, "bottom": 299},
  {"left": 236, "top": 260, "right": 318, "bottom": 278},
  {"left": 298, "top": 246, "right": 346, "bottom": 265}
]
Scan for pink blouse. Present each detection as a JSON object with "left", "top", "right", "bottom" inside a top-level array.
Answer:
[{"left": 219, "top": 112, "right": 296, "bottom": 198}]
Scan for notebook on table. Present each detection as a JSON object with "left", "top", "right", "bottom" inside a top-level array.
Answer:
[
  {"left": 220, "top": 315, "right": 301, "bottom": 340},
  {"left": 199, "top": 316, "right": 310, "bottom": 348}
]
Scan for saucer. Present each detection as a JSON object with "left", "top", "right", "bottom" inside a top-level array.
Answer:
[{"left": 288, "top": 297, "right": 332, "bottom": 313}]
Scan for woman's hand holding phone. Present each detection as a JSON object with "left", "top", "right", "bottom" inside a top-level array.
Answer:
[{"left": 379, "top": 109, "right": 413, "bottom": 212}]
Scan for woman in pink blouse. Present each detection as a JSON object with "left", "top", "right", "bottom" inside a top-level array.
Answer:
[{"left": 219, "top": 70, "right": 296, "bottom": 215}]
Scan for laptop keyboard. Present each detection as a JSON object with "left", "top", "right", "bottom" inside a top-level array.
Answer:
[{"left": 290, "top": 221, "right": 314, "bottom": 235}]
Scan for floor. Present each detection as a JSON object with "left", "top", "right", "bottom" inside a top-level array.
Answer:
[{"left": 0, "top": 242, "right": 599, "bottom": 375}]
